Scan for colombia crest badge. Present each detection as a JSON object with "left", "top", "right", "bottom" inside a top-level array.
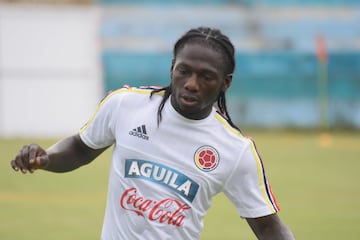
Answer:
[{"left": 194, "top": 145, "right": 219, "bottom": 172}]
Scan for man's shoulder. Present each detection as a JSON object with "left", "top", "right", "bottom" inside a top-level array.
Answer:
[
  {"left": 123, "top": 84, "right": 164, "bottom": 94},
  {"left": 108, "top": 84, "right": 163, "bottom": 96},
  {"left": 213, "top": 110, "right": 244, "bottom": 139},
  {"left": 102, "top": 85, "right": 164, "bottom": 102}
]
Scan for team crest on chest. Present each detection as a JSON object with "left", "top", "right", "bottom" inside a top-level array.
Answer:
[{"left": 194, "top": 146, "right": 219, "bottom": 172}]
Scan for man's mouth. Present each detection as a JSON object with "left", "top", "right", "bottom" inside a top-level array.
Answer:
[{"left": 181, "top": 95, "right": 198, "bottom": 106}]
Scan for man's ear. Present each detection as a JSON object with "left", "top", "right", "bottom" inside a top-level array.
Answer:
[
  {"left": 222, "top": 74, "right": 233, "bottom": 92},
  {"left": 170, "top": 59, "right": 175, "bottom": 78}
]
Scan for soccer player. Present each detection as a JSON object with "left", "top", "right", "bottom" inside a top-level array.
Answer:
[{"left": 10, "top": 27, "right": 295, "bottom": 240}]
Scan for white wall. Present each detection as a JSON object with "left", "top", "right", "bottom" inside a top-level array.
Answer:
[{"left": 0, "top": 4, "right": 103, "bottom": 137}]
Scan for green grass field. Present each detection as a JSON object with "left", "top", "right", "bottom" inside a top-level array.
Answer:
[{"left": 1, "top": 130, "right": 359, "bottom": 239}]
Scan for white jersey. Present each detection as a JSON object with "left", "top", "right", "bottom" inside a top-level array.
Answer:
[{"left": 79, "top": 86, "right": 279, "bottom": 240}]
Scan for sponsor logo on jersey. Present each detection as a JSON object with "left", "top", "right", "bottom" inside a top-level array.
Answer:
[
  {"left": 129, "top": 124, "right": 149, "bottom": 140},
  {"left": 120, "top": 187, "right": 191, "bottom": 227},
  {"left": 125, "top": 159, "right": 199, "bottom": 203},
  {"left": 194, "top": 145, "right": 219, "bottom": 172}
]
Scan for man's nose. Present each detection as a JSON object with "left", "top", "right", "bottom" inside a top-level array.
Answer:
[{"left": 184, "top": 74, "right": 199, "bottom": 92}]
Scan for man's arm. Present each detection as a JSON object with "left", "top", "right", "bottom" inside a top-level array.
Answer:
[
  {"left": 11, "top": 134, "right": 109, "bottom": 173},
  {"left": 246, "top": 213, "right": 295, "bottom": 240}
]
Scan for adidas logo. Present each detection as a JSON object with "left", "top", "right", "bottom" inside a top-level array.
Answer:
[{"left": 129, "top": 124, "right": 149, "bottom": 140}]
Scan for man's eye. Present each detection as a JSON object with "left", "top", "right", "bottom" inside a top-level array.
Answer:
[
  {"left": 177, "top": 68, "right": 189, "bottom": 75},
  {"left": 203, "top": 75, "right": 212, "bottom": 80},
  {"left": 201, "top": 74, "right": 214, "bottom": 81}
]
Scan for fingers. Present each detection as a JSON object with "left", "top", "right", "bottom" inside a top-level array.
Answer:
[
  {"left": 10, "top": 155, "right": 21, "bottom": 172},
  {"left": 28, "top": 144, "right": 37, "bottom": 168},
  {"left": 10, "top": 150, "right": 27, "bottom": 173},
  {"left": 30, "top": 156, "right": 48, "bottom": 170},
  {"left": 10, "top": 144, "right": 47, "bottom": 174},
  {"left": 21, "top": 145, "right": 31, "bottom": 173}
]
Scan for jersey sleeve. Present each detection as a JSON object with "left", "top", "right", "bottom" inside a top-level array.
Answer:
[
  {"left": 79, "top": 90, "right": 124, "bottom": 149},
  {"left": 223, "top": 138, "right": 280, "bottom": 218}
]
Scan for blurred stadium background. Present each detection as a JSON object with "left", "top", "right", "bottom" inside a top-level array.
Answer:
[{"left": 0, "top": 0, "right": 359, "bottom": 137}]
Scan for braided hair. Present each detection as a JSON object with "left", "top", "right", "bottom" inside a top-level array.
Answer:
[{"left": 151, "top": 27, "right": 239, "bottom": 130}]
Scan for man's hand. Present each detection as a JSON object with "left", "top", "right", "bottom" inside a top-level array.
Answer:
[{"left": 10, "top": 143, "right": 49, "bottom": 174}]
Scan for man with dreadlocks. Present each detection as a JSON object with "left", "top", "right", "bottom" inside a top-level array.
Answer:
[{"left": 11, "top": 27, "right": 295, "bottom": 239}]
